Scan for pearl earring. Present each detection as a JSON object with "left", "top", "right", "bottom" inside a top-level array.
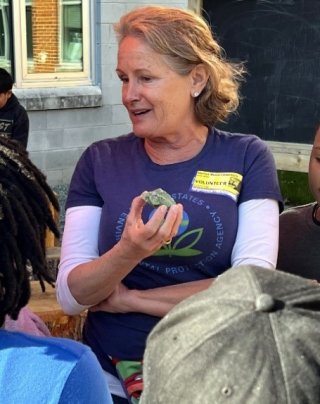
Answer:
[{"left": 193, "top": 92, "right": 199, "bottom": 97}]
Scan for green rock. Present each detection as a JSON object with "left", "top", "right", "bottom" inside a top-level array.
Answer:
[{"left": 141, "top": 188, "right": 176, "bottom": 208}]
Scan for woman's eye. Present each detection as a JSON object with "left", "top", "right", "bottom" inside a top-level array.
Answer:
[
  {"left": 118, "top": 75, "right": 128, "bottom": 83},
  {"left": 141, "top": 76, "right": 152, "bottom": 82}
]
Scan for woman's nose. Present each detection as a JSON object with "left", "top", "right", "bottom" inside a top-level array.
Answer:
[{"left": 123, "top": 82, "right": 140, "bottom": 103}]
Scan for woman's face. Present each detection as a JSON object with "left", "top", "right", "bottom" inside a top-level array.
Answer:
[
  {"left": 116, "top": 36, "right": 196, "bottom": 140},
  {"left": 308, "top": 127, "right": 320, "bottom": 204}
]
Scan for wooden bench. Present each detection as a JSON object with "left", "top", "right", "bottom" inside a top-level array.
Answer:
[
  {"left": 266, "top": 140, "right": 312, "bottom": 173},
  {"left": 28, "top": 281, "right": 86, "bottom": 341}
]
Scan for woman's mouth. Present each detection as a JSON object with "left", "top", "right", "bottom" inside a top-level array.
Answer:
[{"left": 131, "top": 109, "right": 150, "bottom": 116}]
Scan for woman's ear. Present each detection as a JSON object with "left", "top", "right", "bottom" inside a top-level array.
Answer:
[{"left": 190, "top": 64, "right": 209, "bottom": 97}]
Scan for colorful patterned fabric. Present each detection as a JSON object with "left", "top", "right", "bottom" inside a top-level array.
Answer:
[{"left": 112, "top": 358, "right": 143, "bottom": 403}]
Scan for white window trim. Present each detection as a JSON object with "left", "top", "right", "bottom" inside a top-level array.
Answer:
[
  {"left": 188, "top": 0, "right": 202, "bottom": 14},
  {"left": 13, "top": 0, "right": 92, "bottom": 88}
]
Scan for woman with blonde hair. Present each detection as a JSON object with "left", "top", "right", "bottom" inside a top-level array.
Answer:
[{"left": 57, "top": 6, "right": 283, "bottom": 403}]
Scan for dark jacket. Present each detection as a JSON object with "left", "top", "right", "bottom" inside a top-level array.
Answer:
[{"left": 0, "top": 93, "right": 29, "bottom": 148}]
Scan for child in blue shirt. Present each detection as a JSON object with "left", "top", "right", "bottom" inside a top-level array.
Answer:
[{"left": 0, "top": 136, "right": 112, "bottom": 404}]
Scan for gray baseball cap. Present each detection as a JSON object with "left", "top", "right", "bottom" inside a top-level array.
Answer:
[{"left": 141, "top": 265, "right": 320, "bottom": 404}]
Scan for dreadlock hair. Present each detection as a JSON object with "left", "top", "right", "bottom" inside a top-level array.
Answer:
[{"left": 0, "top": 136, "right": 60, "bottom": 326}]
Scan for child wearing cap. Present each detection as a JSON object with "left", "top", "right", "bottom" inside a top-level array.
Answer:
[{"left": 140, "top": 265, "right": 320, "bottom": 403}]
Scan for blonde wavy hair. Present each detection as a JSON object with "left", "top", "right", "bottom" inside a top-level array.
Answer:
[{"left": 114, "top": 5, "right": 246, "bottom": 127}]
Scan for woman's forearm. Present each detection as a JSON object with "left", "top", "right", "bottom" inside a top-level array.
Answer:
[
  {"left": 68, "top": 242, "right": 141, "bottom": 306},
  {"left": 126, "top": 278, "right": 214, "bottom": 317},
  {"left": 63, "top": 200, "right": 183, "bottom": 307}
]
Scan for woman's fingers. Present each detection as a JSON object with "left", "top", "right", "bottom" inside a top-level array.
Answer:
[
  {"left": 169, "top": 204, "right": 184, "bottom": 239},
  {"left": 126, "top": 196, "right": 146, "bottom": 226},
  {"left": 127, "top": 196, "right": 169, "bottom": 235},
  {"left": 156, "top": 204, "right": 183, "bottom": 242},
  {"left": 120, "top": 197, "right": 183, "bottom": 258}
]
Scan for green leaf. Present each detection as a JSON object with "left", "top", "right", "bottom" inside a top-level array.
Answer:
[
  {"left": 173, "top": 228, "right": 203, "bottom": 250},
  {"left": 154, "top": 248, "right": 202, "bottom": 257}
]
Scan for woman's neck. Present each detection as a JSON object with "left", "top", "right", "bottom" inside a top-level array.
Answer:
[{"left": 144, "top": 126, "right": 209, "bottom": 165}]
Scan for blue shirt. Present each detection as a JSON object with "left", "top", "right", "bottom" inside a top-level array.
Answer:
[{"left": 0, "top": 330, "right": 112, "bottom": 403}]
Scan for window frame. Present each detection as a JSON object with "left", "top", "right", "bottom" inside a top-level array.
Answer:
[
  {"left": 0, "top": 0, "right": 12, "bottom": 72},
  {"left": 13, "top": 0, "right": 92, "bottom": 88},
  {"left": 188, "top": 0, "right": 202, "bottom": 14}
]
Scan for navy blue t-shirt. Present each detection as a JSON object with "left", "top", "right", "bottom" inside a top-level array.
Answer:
[{"left": 66, "top": 128, "right": 282, "bottom": 374}]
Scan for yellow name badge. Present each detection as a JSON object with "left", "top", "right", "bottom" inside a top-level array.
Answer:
[{"left": 191, "top": 171, "right": 243, "bottom": 201}]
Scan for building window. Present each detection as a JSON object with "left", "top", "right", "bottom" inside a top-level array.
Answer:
[
  {"left": 61, "top": 2, "right": 83, "bottom": 66},
  {"left": 1, "top": 0, "right": 92, "bottom": 88},
  {"left": 0, "top": 0, "right": 12, "bottom": 74}
]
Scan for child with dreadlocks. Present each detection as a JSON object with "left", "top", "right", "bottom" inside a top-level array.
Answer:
[{"left": 0, "top": 137, "right": 112, "bottom": 403}]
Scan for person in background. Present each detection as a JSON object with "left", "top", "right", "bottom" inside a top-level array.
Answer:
[
  {"left": 140, "top": 265, "right": 320, "bottom": 404},
  {"left": 0, "top": 136, "right": 112, "bottom": 404},
  {"left": 277, "top": 124, "right": 320, "bottom": 281},
  {"left": 0, "top": 68, "right": 29, "bottom": 148},
  {"left": 57, "top": 6, "right": 283, "bottom": 403}
]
